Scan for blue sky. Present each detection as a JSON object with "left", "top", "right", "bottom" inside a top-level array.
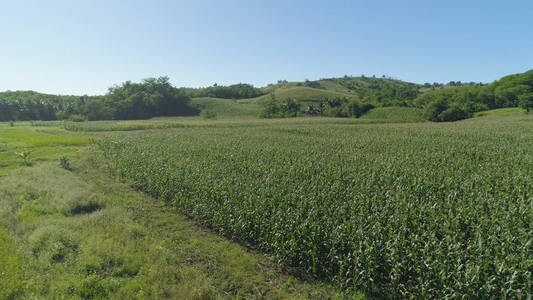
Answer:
[{"left": 1, "top": 0, "right": 532, "bottom": 95}]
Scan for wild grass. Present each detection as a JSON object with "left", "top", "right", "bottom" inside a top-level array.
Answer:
[
  {"left": 99, "top": 115, "right": 533, "bottom": 298},
  {"left": 0, "top": 127, "right": 90, "bottom": 176}
]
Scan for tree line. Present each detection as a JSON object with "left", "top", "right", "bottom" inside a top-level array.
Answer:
[
  {"left": 260, "top": 95, "right": 374, "bottom": 118},
  {"left": 0, "top": 77, "right": 198, "bottom": 121}
]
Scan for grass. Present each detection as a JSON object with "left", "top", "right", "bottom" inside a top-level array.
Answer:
[
  {"left": 0, "top": 226, "right": 25, "bottom": 299},
  {"left": 360, "top": 107, "right": 425, "bottom": 122},
  {"left": 98, "top": 114, "right": 533, "bottom": 298},
  {"left": 0, "top": 123, "right": 357, "bottom": 299},
  {"left": 191, "top": 97, "right": 261, "bottom": 118},
  {"left": 238, "top": 87, "right": 352, "bottom": 104},
  {"left": 0, "top": 126, "right": 90, "bottom": 176},
  {"left": 474, "top": 107, "right": 527, "bottom": 117}
]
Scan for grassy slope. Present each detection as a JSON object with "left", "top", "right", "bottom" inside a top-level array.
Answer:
[
  {"left": 237, "top": 87, "right": 353, "bottom": 104},
  {"left": 474, "top": 107, "right": 527, "bottom": 117},
  {"left": 360, "top": 107, "right": 425, "bottom": 122},
  {"left": 190, "top": 97, "right": 261, "bottom": 118},
  {"left": 193, "top": 76, "right": 425, "bottom": 118},
  {"left": 0, "top": 124, "right": 357, "bottom": 299}
]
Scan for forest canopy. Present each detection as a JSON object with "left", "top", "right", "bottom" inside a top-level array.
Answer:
[{"left": 0, "top": 77, "right": 198, "bottom": 121}]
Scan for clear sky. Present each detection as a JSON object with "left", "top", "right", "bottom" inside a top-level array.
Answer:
[{"left": 1, "top": 0, "right": 532, "bottom": 95}]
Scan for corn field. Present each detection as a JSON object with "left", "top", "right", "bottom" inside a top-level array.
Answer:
[{"left": 98, "top": 116, "right": 533, "bottom": 298}]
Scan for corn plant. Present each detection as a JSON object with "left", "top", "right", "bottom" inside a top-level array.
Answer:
[{"left": 98, "top": 116, "right": 533, "bottom": 298}]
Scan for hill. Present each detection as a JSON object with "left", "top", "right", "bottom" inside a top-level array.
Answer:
[{"left": 2, "top": 71, "right": 531, "bottom": 122}]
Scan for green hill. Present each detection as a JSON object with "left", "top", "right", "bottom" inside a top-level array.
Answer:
[{"left": 474, "top": 107, "right": 526, "bottom": 117}]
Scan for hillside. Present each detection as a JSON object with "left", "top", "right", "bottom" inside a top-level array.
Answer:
[{"left": 2, "top": 71, "right": 531, "bottom": 122}]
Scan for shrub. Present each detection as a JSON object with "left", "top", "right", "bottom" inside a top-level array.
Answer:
[
  {"left": 60, "top": 156, "right": 72, "bottom": 171},
  {"left": 438, "top": 105, "right": 470, "bottom": 122},
  {"left": 423, "top": 100, "right": 448, "bottom": 121},
  {"left": 68, "top": 114, "right": 87, "bottom": 122},
  {"left": 200, "top": 110, "right": 217, "bottom": 119}
]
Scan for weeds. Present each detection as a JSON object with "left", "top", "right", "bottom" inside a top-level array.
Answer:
[
  {"left": 15, "top": 149, "right": 32, "bottom": 166},
  {"left": 59, "top": 156, "right": 71, "bottom": 170}
]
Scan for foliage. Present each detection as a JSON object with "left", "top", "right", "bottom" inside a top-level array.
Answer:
[
  {"left": 259, "top": 95, "right": 301, "bottom": 118},
  {"left": 423, "top": 99, "right": 470, "bottom": 122},
  {"left": 261, "top": 96, "right": 374, "bottom": 119},
  {"left": 200, "top": 109, "right": 217, "bottom": 119},
  {"left": 98, "top": 115, "right": 533, "bottom": 298},
  {"left": 0, "top": 91, "right": 81, "bottom": 121},
  {"left": 360, "top": 107, "right": 425, "bottom": 122},
  {"left": 67, "top": 114, "right": 87, "bottom": 122},
  {"left": 518, "top": 92, "right": 533, "bottom": 113},
  {"left": 192, "top": 83, "right": 265, "bottom": 99},
  {"left": 304, "top": 79, "right": 321, "bottom": 89},
  {"left": 0, "top": 77, "right": 198, "bottom": 121},
  {"left": 419, "top": 70, "right": 533, "bottom": 121},
  {"left": 103, "top": 76, "right": 198, "bottom": 120},
  {"left": 59, "top": 156, "right": 71, "bottom": 171},
  {"left": 15, "top": 149, "right": 32, "bottom": 166}
]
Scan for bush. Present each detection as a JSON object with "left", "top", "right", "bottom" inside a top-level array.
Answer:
[
  {"left": 200, "top": 110, "right": 217, "bottom": 119},
  {"left": 259, "top": 98, "right": 300, "bottom": 118},
  {"left": 347, "top": 99, "right": 374, "bottom": 118},
  {"left": 438, "top": 106, "right": 470, "bottom": 122},
  {"left": 423, "top": 100, "right": 470, "bottom": 122},
  {"left": 68, "top": 114, "right": 87, "bottom": 122},
  {"left": 423, "top": 100, "right": 448, "bottom": 121},
  {"left": 60, "top": 156, "right": 72, "bottom": 171}
]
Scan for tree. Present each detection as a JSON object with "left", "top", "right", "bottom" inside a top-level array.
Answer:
[
  {"left": 104, "top": 77, "right": 197, "bottom": 120},
  {"left": 85, "top": 100, "right": 112, "bottom": 121},
  {"left": 519, "top": 93, "right": 533, "bottom": 113}
]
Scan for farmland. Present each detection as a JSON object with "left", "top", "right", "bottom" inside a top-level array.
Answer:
[
  {"left": 0, "top": 113, "right": 532, "bottom": 298},
  {"left": 0, "top": 124, "right": 347, "bottom": 299},
  {"left": 97, "top": 114, "right": 533, "bottom": 298}
]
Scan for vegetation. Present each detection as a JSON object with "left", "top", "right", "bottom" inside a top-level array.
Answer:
[
  {"left": 259, "top": 95, "right": 374, "bottom": 119},
  {"left": 360, "top": 107, "right": 424, "bottom": 122},
  {"left": 474, "top": 107, "right": 526, "bottom": 117},
  {"left": 0, "top": 77, "right": 198, "bottom": 122},
  {"left": 97, "top": 114, "right": 533, "bottom": 298},
  {"left": 0, "top": 123, "right": 350, "bottom": 299},
  {"left": 190, "top": 97, "right": 261, "bottom": 118},
  {"left": 2, "top": 71, "right": 532, "bottom": 123},
  {"left": 418, "top": 70, "right": 533, "bottom": 121},
  {"left": 190, "top": 83, "right": 265, "bottom": 99}
]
